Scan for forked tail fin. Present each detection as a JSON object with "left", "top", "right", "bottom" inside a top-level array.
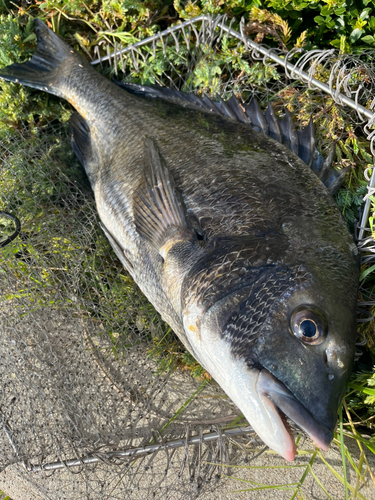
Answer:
[{"left": 0, "top": 19, "right": 88, "bottom": 98}]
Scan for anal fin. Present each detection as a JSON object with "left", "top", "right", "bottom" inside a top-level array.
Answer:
[
  {"left": 69, "top": 112, "right": 92, "bottom": 168},
  {"left": 134, "top": 139, "right": 197, "bottom": 258}
]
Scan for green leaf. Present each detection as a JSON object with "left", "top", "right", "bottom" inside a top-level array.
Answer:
[
  {"left": 330, "top": 39, "right": 341, "bottom": 47},
  {"left": 338, "top": 405, "right": 348, "bottom": 500},
  {"left": 369, "top": 17, "right": 375, "bottom": 29},
  {"left": 23, "top": 33, "right": 36, "bottom": 43},
  {"left": 361, "top": 35, "right": 375, "bottom": 46},
  {"left": 360, "top": 263, "right": 375, "bottom": 281},
  {"left": 348, "top": 382, "right": 375, "bottom": 396},
  {"left": 360, "top": 147, "right": 374, "bottom": 162},
  {"left": 321, "top": 5, "right": 333, "bottom": 16},
  {"left": 360, "top": 8, "right": 372, "bottom": 20},
  {"left": 335, "top": 17, "right": 345, "bottom": 28},
  {"left": 350, "top": 28, "right": 363, "bottom": 43},
  {"left": 335, "top": 7, "right": 346, "bottom": 15},
  {"left": 314, "top": 15, "right": 325, "bottom": 25}
]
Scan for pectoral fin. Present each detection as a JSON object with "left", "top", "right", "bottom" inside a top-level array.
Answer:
[{"left": 134, "top": 138, "right": 197, "bottom": 258}]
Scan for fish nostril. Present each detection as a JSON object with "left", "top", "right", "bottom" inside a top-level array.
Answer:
[
  {"left": 325, "top": 347, "right": 345, "bottom": 370},
  {"left": 324, "top": 352, "right": 335, "bottom": 381}
]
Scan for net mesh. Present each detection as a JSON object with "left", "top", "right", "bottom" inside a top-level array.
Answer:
[{"left": 0, "top": 14, "right": 374, "bottom": 499}]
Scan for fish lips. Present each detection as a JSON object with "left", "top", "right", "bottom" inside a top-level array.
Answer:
[{"left": 256, "top": 369, "right": 334, "bottom": 456}]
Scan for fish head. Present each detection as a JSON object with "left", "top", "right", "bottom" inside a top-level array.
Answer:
[{"left": 181, "top": 238, "right": 359, "bottom": 461}]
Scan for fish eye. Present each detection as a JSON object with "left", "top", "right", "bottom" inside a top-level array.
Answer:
[{"left": 290, "top": 306, "right": 327, "bottom": 345}]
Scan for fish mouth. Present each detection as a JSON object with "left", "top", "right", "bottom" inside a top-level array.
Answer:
[
  {"left": 256, "top": 369, "right": 333, "bottom": 461},
  {"left": 189, "top": 288, "right": 335, "bottom": 461}
]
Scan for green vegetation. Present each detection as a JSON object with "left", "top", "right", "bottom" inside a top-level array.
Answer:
[
  {"left": 262, "top": 0, "right": 375, "bottom": 51},
  {"left": 0, "top": 1, "right": 374, "bottom": 495},
  {"left": 0, "top": 491, "right": 13, "bottom": 500}
]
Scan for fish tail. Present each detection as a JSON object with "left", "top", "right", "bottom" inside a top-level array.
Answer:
[{"left": 0, "top": 19, "right": 85, "bottom": 98}]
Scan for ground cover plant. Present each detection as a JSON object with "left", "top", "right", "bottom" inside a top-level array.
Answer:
[{"left": 0, "top": 0, "right": 374, "bottom": 497}]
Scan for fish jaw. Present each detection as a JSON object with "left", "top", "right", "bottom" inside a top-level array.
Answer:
[
  {"left": 184, "top": 306, "right": 334, "bottom": 461},
  {"left": 185, "top": 321, "right": 298, "bottom": 460},
  {"left": 256, "top": 369, "right": 333, "bottom": 452}
]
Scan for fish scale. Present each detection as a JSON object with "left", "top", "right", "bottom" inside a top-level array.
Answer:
[{"left": 0, "top": 19, "right": 360, "bottom": 461}]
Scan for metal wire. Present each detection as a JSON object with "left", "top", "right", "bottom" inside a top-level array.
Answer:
[{"left": 27, "top": 426, "right": 252, "bottom": 472}]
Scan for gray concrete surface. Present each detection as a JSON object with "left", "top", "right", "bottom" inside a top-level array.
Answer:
[{"left": 0, "top": 307, "right": 374, "bottom": 500}]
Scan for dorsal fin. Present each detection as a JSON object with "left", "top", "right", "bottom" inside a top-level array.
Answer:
[
  {"left": 311, "top": 151, "right": 325, "bottom": 176},
  {"left": 322, "top": 167, "right": 350, "bottom": 194},
  {"left": 114, "top": 81, "right": 213, "bottom": 114},
  {"left": 278, "top": 110, "right": 299, "bottom": 156},
  {"left": 200, "top": 94, "right": 220, "bottom": 113},
  {"left": 316, "top": 142, "right": 347, "bottom": 194},
  {"left": 245, "top": 98, "right": 268, "bottom": 134},
  {"left": 211, "top": 95, "right": 231, "bottom": 117},
  {"left": 319, "top": 142, "right": 336, "bottom": 181},
  {"left": 297, "top": 118, "right": 315, "bottom": 168},
  {"left": 114, "top": 82, "right": 345, "bottom": 194},
  {"left": 134, "top": 138, "right": 196, "bottom": 258},
  {"left": 264, "top": 103, "right": 282, "bottom": 143},
  {"left": 226, "top": 94, "right": 248, "bottom": 123}
]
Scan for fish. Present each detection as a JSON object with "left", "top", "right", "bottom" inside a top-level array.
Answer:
[{"left": 0, "top": 19, "right": 360, "bottom": 461}]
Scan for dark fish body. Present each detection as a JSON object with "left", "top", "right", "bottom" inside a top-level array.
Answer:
[{"left": 0, "top": 20, "right": 360, "bottom": 461}]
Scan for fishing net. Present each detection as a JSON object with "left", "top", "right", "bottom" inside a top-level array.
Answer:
[{"left": 0, "top": 14, "right": 374, "bottom": 500}]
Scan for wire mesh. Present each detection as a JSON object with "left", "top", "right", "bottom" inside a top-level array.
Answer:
[{"left": 0, "top": 14, "right": 374, "bottom": 499}]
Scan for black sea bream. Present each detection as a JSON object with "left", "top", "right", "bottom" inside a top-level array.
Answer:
[{"left": 0, "top": 20, "right": 359, "bottom": 461}]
